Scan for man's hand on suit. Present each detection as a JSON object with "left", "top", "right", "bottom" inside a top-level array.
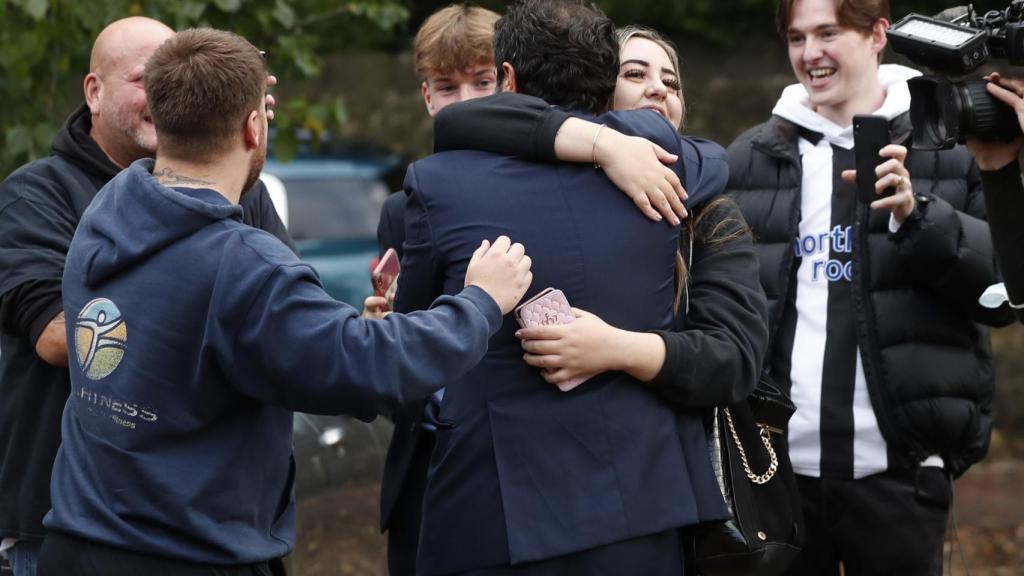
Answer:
[{"left": 464, "top": 236, "right": 533, "bottom": 315}]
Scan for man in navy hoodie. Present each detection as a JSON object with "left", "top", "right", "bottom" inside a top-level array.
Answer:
[
  {"left": 38, "top": 28, "right": 532, "bottom": 575},
  {"left": 0, "top": 17, "right": 292, "bottom": 576}
]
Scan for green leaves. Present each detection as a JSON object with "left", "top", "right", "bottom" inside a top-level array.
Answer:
[
  {"left": 272, "top": 0, "right": 295, "bottom": 28},
  {"left": 277, "top": 35, "right": 321, "bottom": 77},
  {"left": 598, "top": 0, "right": 960, "bottom": 44},
  {"left": 0, "top": 0, "right": 408, "bottom": 179},
  {"left": 12, "top": 0, "right": 49, "bottom": 21},
  {"left": 212, "top": 0, "right": 241, "bottom": 12}
]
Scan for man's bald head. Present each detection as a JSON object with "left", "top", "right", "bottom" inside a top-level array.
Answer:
[
  {"left": 90, "top": 17, "right": 174, "bottom": 74},
  {"left": 85, "top": 17, "right": 175, "bottom": 168}
]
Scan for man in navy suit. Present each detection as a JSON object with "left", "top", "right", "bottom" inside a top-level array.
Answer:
[
  {"left": 398, "top": 1, "right": 726, "bottom": 574},
  {"left": 375, "top": 6, "right": 501, "bottom": 576}
]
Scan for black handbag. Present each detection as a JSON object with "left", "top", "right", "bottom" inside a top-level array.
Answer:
[{"left": 692, "top": 374, "right": 805, "bottom": 576}]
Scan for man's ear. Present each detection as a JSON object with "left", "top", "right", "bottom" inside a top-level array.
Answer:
[
  {"left": 244, "top": 110, "right": 262, "bottom": 150},
  {"left": 501, "top": 62, "right": 517, "bottom": 93},
  {"left": 871, "top": 18, "right": 890, "bottom": 56},
  {"left": 84, "top": 73, "right": 102, "bottom": 115},
  {"left": 421, "top": 81, "right": 436, "bottom": 117}
]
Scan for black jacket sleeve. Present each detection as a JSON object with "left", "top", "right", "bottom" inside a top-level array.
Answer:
[
  {"left": 891, "top": 152, "right": 1013, "bottom": 327},
  {"left": 240, "top": 179, "right": 298, "bottom": 255},
  {"left": 980, "top": 159, "right": 1024, "bottom": 323},
  {"left": 433, "top": 92, "right": 571, "bottom": 162},
  {"left": 0, "top": 180, "right": 76, "bottom": 346},
  {"left": 376, "top": 191, "right": 406, "bottom": 258},
  {"left": 0, "top": 280, "right": 63, "bottom": 346},
  {"left": 647, "top": 198, "right": 769, "bottom": 408}
]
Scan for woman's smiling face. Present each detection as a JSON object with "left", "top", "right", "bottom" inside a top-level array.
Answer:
[{"left": 613, "top": 37, "right": 684, "bottom": 129}]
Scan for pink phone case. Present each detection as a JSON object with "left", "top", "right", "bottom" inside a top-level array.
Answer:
[
  {"left": 515, "top": 288, "right": 574, "bottom": 329},
  {"left": 372, "top": 248, "right": 400, "bottom": 309},
  {"left": 515, "top": 288, "right": 589, "bottom": 392}
]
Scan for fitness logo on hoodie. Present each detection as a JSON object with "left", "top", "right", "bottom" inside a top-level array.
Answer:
[{"left": 75, "top": 298, "right": 127, "bottom": 380}]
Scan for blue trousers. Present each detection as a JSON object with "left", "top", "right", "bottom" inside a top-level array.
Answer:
[{"left": 7, "top": 540, "right": 41, "bottom": 576}]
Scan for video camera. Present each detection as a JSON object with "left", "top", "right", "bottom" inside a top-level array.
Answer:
[{"left": 887, "top": 3, "right": 1024, "bottom": 150}]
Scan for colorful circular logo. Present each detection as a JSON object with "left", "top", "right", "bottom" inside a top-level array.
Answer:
[{"left": 75, "top": 298, "right": 128, "bottom": 380}]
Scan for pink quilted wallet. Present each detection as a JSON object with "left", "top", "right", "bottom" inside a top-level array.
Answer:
[{"left": 515, "top": 288, "right": 590, "bottom": 392}]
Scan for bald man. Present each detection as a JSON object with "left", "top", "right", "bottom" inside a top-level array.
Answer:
[{"left": 0, "top": 18, "right": 292, "bottom": 576}]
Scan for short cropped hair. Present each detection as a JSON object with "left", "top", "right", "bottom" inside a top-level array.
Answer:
[
  {"left": 414, "top": 4, "right": 500, "bottom": 80},
  {"left": 777, "top": 0, "right": 890, "bottom": 35},
  {"left": 145, "top": 28, "right": 266, "bottom": 159},
  {"left": 494, "top": 0, "right": 618, "bottom": 115}
]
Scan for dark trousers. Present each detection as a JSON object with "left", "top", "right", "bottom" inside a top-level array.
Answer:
[
  {"left": 785, "top": 467, "right": 951, "bottom": 576},
  {"left": 387, "top": 430, "right": 435, "bottom": 576},
  {"left": 451, "top": 529, "right": 684, "bottom": 576},
  {"left": 38, "top": 531, "right": 272, "bottom": 576}
]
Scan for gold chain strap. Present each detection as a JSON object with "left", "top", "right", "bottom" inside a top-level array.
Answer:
[{"left": 722, "top": 407, "right": 779, "bottom": 485}]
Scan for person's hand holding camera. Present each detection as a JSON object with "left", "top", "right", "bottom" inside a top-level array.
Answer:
[{"left": 966, "top": 73, "right": 1024, "bottom": 171}]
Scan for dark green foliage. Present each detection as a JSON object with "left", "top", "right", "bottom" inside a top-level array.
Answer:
[
  {"left": 597, "top": 0, "right": 1010, "bottom": 44},
  {"left": 1, "top": 0, "right": 408, "bottom": 178}
]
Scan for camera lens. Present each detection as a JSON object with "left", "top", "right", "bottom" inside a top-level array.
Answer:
[
  {"left": 908, "top": 76, "right": 1023, "bottom": 149},
  {"left": 955, "top": 79, "right": 1023, "bottom": 141}
]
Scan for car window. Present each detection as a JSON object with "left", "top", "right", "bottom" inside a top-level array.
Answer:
[{"left": 283, "top": 178, "right": 388, "bottom": 242}]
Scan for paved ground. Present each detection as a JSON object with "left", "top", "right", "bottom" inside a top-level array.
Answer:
[
  {"left": 3, "top": 460, "right": 1015, "bottom": 575},
  {"left": 288, "top": 484, "right": 386, "bottom": 575},
  {"left": 946, "top": 458, "right": 1024, "bottom": 575},
  {"left": 285, "top": 460, "right": 1024, "bottom": 576}
]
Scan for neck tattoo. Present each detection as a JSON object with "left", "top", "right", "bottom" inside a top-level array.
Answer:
[{"left": 153, "top": 167, "right": 216, "bottom": 186}]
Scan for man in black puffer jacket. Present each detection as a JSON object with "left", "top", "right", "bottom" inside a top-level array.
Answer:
[{"left": 727, "top": 1, "right": 1015, "bottom": 575}]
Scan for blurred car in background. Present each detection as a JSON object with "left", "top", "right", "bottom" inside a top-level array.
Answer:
[
  {"left": 261, "top": 140, "right": 403, "bottom": 575},
  {"left": 261, "top": 144, "right": 401, "bottom": 307}
]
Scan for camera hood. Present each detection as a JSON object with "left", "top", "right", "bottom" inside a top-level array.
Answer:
[{"left": 908, "top": 76, "right": 961, "bottom": 150}]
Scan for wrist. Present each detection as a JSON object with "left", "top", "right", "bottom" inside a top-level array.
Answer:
[
  {"left": 979, "top": 155, "right": 1022, "bottom": 175},
  {"left": 591, "top": 123, "right": 607, "bottom": 168},
  {"left": 977, "top": 155, "right": 1017, "bottom": 171},
  {"left": 593, "top": 127, "right": 623, "bottom": 169},
  {"left": 617, "top": 330, "right": 665, "bottom": 382},
  {"left": 894, "top": 197, "right": 915, "bottom": 224}
]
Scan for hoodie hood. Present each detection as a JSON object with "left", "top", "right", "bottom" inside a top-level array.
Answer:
[
  {"left": 771, "top": 64, "right": 920, "bottom": 149},
  {"left": 76, "top": 159, "right": 243, "bottom": 287},
  {"left": 52, "top": 103, "right": 123, "bottom": 182}
]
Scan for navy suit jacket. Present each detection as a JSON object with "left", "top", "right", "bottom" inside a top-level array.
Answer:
[
  {"left": 397, "top": 110, "right": 727, "bottom": 575},
  {"left": 377, "top": 191, "right": 406, "bottom": 260},
  {"left": 376, "top": 190, "right": 423, "bottom": 541}
]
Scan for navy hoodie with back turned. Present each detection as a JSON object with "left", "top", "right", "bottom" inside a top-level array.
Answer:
[{"left": 47, "top": 159, "right": 503, "bottom": 565}]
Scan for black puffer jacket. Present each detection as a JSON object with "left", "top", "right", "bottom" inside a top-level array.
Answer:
[{"left": 727, "top": 113, "right": 1014, "bottom": 476}]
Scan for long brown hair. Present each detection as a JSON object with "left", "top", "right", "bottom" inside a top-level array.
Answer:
[{"left": 674, "top": 196, "right": 750, "bottom": 315}]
